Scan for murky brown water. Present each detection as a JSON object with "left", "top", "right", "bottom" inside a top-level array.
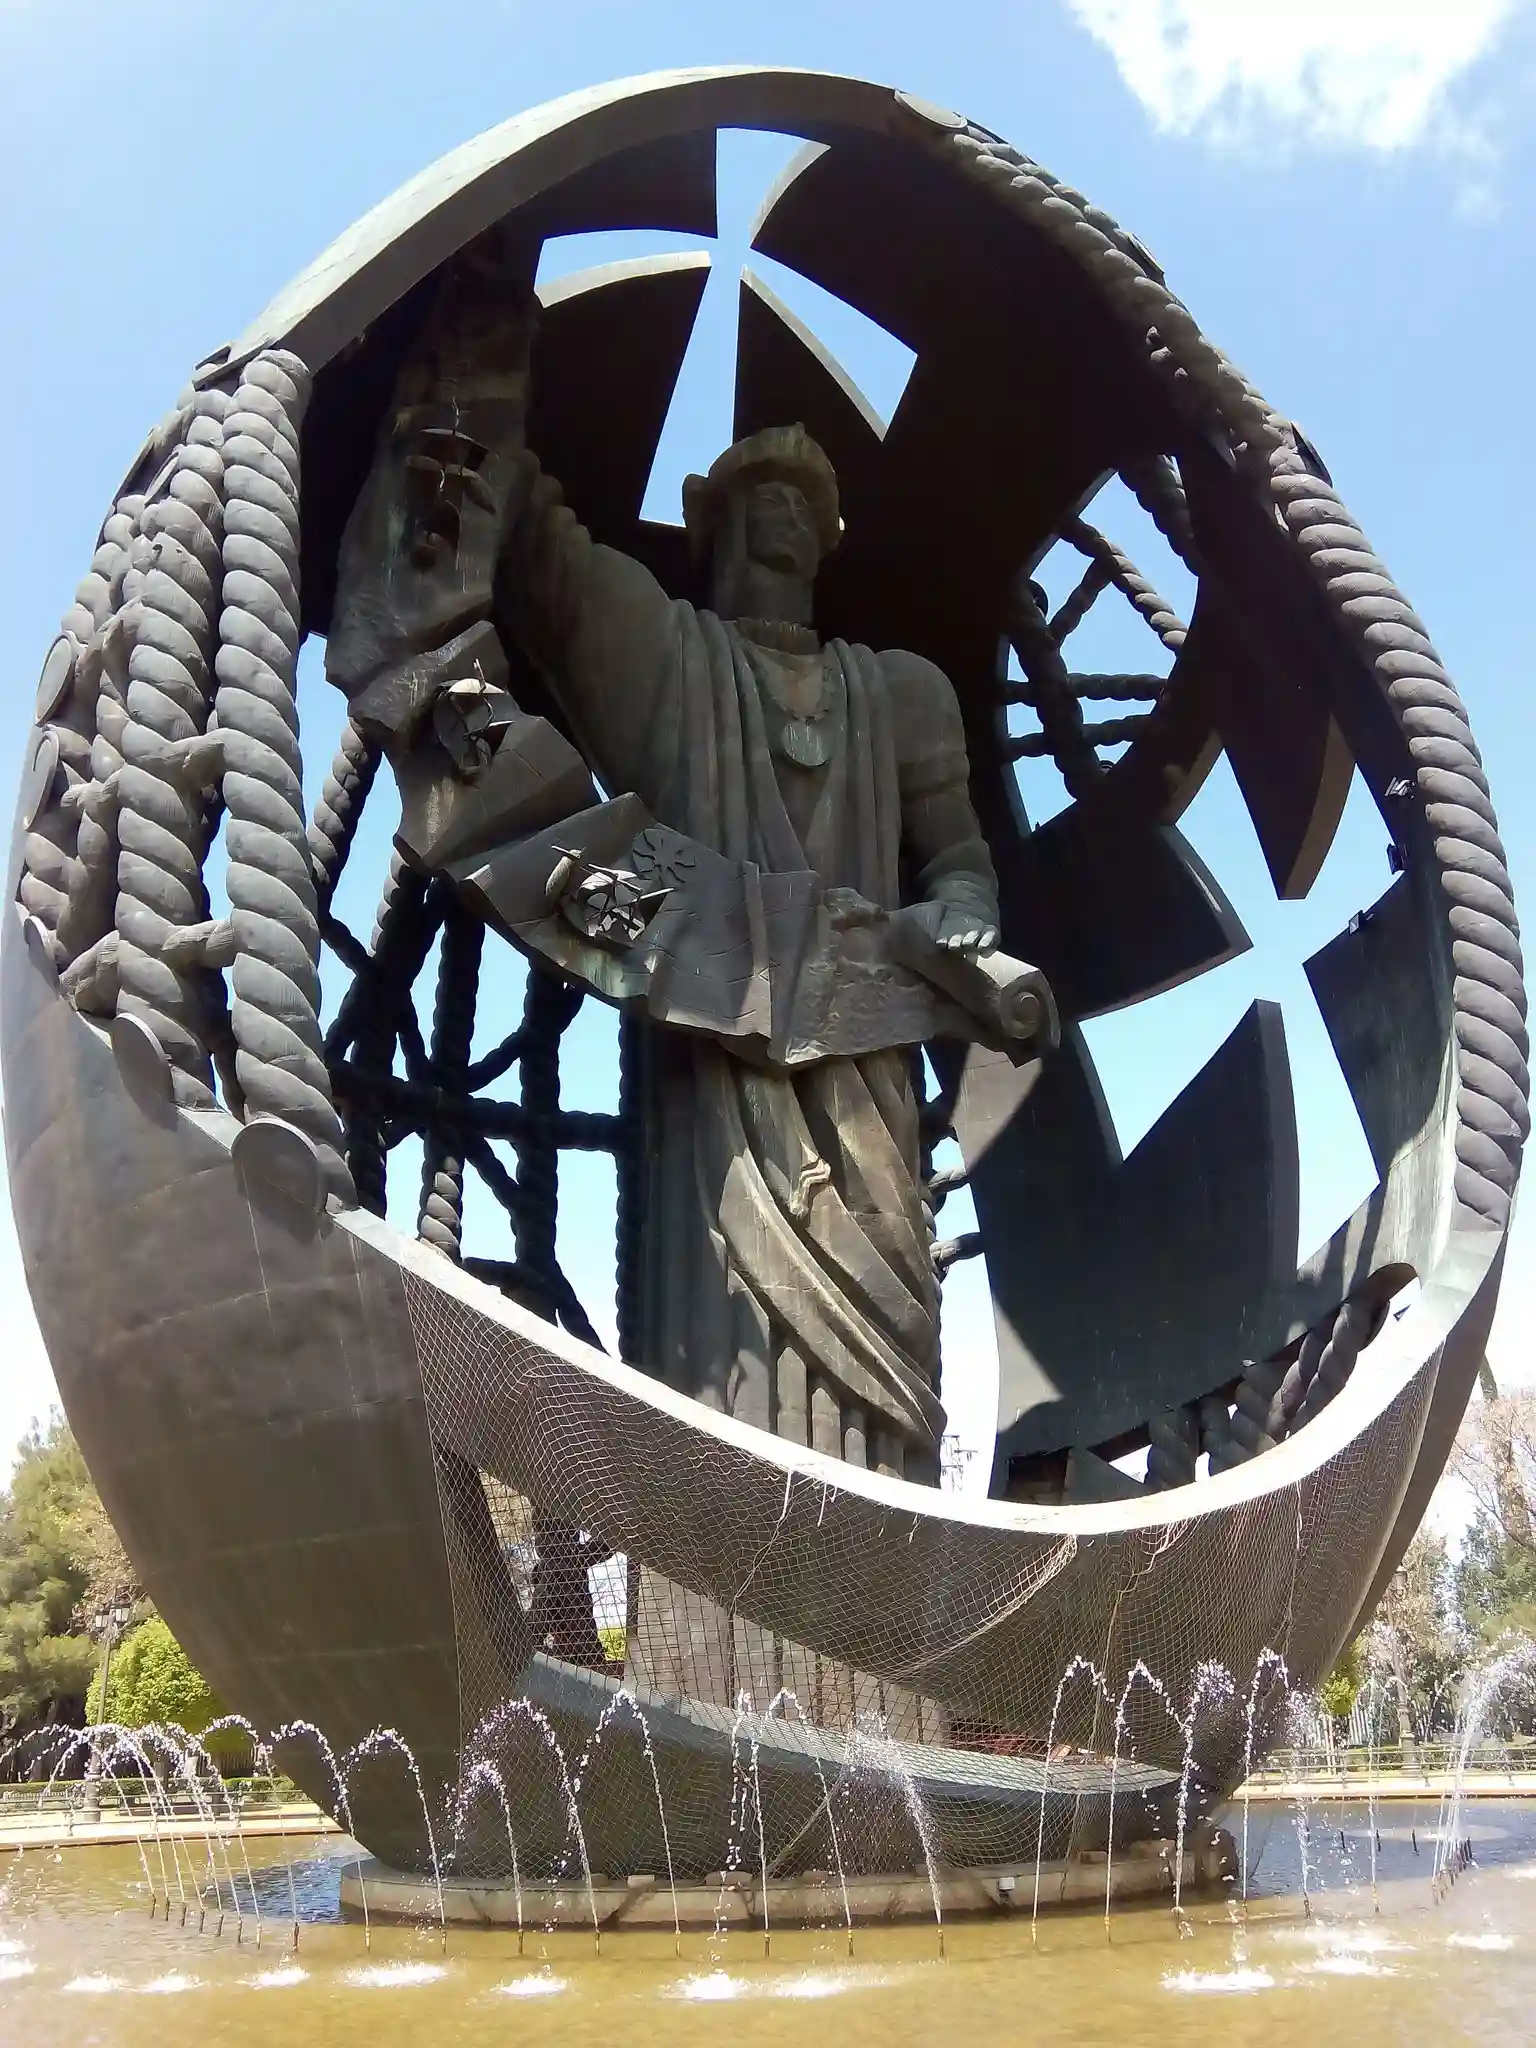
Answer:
[{"left": 3, "top": 1803, "right": 1535, "bottom": 2045}]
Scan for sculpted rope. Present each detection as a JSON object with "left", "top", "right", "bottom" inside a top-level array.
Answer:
[
  {"left": 21, "top": 494, "right": 146, "bottom": 946},
  {"left": 308, "top": 716, "right": 380, "bottom": 918},
  {"left": 214, "top": 351, "right": 353, "bottom": 1198},
  {"left": 1063, "top": 519, "right": 1186, "bottom": 656},
  {"left": 53, "top": 500, "right": 140, "bottom": 980},
  {"left": 418, "top": 900, "right": 483, "bottom": 1260},
  {"left": 1268, "top": 452, "right": 1530, "bottom": 1230},
  {"left": 1005, "top": 577, "right": 1103, "bottom": 798},
  {"left": 112, "top": 398, "right": 229, "bottom": 1101}
]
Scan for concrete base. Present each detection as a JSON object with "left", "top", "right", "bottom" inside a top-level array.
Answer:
[
  {"left": 0, "top": 1806, "right": 340, "bottom": 1852},
  {"left": 340, "top": 1829, "right": 1237, "bottom": 1928}
]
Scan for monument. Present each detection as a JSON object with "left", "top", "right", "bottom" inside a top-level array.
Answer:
[{"left": 4, "top": 70, "right": 1524, "bottom": 1894}]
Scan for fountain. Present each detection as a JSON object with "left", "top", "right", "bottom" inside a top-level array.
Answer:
[{"left": 1, "top": 65, "right": 1526, "bottom": 1992}]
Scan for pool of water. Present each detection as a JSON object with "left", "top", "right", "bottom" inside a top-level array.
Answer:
[{"left": 2, "top": 1801, "right": 1534, "bottom": 2044}]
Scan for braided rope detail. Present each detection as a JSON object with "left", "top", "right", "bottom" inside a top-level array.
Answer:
[
  {"left": 1119, "top": 453, "right": 1200, "bottom": 574},
  {"left": 947, "top": 131, "right": 1280, "bottom": 464},
  {"left": 1210, "top": 1356, "right": 1284, "bottom": 1472},
  {"left": 1265, "top": 1325, "right": 1328, "bottom": 1440},
  {"left": 1048, "top": 558, "right": 1113, "bottom": 644},
  {"left": 944, "top": 120, "right": 1525, "bottom": 1233},
  {"left": 1196, "top": 1392, "right": 1233, "bottom": 1467},
  {"left": 418, "top": 900, "right": 483, "bottom": 1259},
  {"left": 1205, "top": 1292, "right": 1384, "bottom": 1476},
  {"left": 213, "top": 352, "right": 352, "bottom": 1199},
  {"left": 1268, "top": 455, "right": 1529, "bottom": 1228},
  {"left": 515, "top": 966, "right": 601, "bottom": 1344},
  {"left": 54, "top": 503, "right": 141, "bottom": 968},
  {"left": 308, "top": 717, "right": 380, "bottom": 918},
  {"left": 19, "top": 816, "right": 72, "bottom": 936},
  {"left": 1292, "top": 1294, "right": 1381, "bottom": 1432},
  {"left": 336, "top": 857, "right": 438, "bottom": 1212},
  {"left": 1065, "top": 674, "right": 1165, "bottom": 703},
  {"left": 516, "top": 967, "right": 583, "bottom": 1283},
  {"left": 1064, "top": 519, "right": 1187, "bottom": 656},
  {"left": 1005, "top": 578, "right": 1103, "bottom": 798},
  {"left": 1009, "top": 714, "right": 1148, "bottom": 759},
  {"left": 112, "top": 402, "right": 229, "bottom": 1101},
  {"left": 21, "top": 496, "right": 147, "bottom": 940}
]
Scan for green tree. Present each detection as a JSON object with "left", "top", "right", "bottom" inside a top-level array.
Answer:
[
  {"left": 1318, "top": 1635, "right": 1365, "bottom": 1723},
  {"left": 1368, "top": 1528, "right": 1467, "bottom": 1739},
  {"left": 0, "top": 1416, "right": 230, "bottom": 1766},
  {"left": 1458, "top": 1512, "right": 1536, "bottom": 1646},
  {"left": 63, "top": 1480, "right": 143, "bottom": 1631},
  {"left": 87, "top": 1615, "right": 210, "bottom": 1729},
  {"left": 0, "top": 1419, "right": 96, "bottom": 1735},
  {"left": 1453, "top": 1371, "right": 1536, "bottom": 1647}
]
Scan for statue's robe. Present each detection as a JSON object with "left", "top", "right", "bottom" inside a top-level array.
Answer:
[{"left": 497, "top": 458, "right": 1000, "bottom": 1484}]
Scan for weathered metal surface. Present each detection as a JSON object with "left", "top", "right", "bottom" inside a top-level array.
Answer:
[{"left": 6, "top": 66, "right": 1521, "bottom": 1884}]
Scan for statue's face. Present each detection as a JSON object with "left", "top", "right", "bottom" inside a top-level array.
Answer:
[{"left": 739, "top": 479, "right": 821, "bottom": 581}]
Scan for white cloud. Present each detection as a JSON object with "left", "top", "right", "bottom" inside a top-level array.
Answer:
[{"left": 1068, "top": 0, "right": 1525, "bottom": 152}]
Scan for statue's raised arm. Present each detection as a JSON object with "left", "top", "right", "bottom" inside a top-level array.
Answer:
[{"left": 325, "top": 229, "right": 676, "bottom": 801}]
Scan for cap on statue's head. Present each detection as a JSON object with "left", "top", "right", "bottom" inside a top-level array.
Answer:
[{"left": 682, "top": 424, "right": 841, "bottom": 561}]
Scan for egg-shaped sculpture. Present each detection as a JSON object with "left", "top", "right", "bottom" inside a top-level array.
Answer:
[{"left": 5, "top": 68, "right": 1523, "bottom": 1885}]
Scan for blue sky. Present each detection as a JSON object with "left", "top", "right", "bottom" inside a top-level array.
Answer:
[{"left": 2, "top": 0, "right": 1534, "bottom": 1495}]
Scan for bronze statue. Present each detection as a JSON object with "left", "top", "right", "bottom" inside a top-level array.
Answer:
[{"left": 327, "top": 232, "right": 1053, "bottom": 1485}]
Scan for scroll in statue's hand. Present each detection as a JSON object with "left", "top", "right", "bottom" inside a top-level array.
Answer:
[{"left": 887, "top": 901, "right": 1057, "bottom": 1056}]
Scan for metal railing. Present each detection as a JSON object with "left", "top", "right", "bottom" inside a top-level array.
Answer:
[
  {"left": 0, "top": 1774, "right": 306, "bottom": 1818},
  {"left": 1249, "top": 1740, "right": 1536, "bottom": 1785}
]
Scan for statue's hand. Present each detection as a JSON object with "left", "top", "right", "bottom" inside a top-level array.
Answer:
[
  {"left": 825, "top": 887, "right": 884, "bottom": 931},
  {"left": 900, "top": 897, "right": 999, "bottom": 957},
  {"left": 328, "top": 225, "right": 539, "bottom": 697}
]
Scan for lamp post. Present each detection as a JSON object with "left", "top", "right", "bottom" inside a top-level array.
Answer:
[{"left": 84, "top": 1602, "right": 133, "bottom": 1818}]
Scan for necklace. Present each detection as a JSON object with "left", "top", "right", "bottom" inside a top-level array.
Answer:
[{"left": 740, "top": 632, "right": 837, "bottom": 769}]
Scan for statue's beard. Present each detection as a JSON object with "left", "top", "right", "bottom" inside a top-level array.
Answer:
[
  {"left": 749, "top": 537, "right": 813, "bottom": 575},
  {"left": 714, "top": 553, "right": 816, "bottom": 625}
]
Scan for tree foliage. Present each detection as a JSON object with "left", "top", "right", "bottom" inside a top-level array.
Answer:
[
  {"left": 0, "top": 1414, "right": 219, "bottom": 1757},
  {"left": 87, "top": 1614, "right": 227, "bottom": 1740},
  {"left": 1318, "top": 1635, "right": 1365, "bottom": 1722},
  {"left": 63, "top": 1480, "right": 143, "bottom": 1630},
  {"left": 0, "top": 1418, "right": 96, "bottom": 1733},
  {"left": 1366, "top": 1528, "right": 1467, "bottom": 1738},
  {"left": 1453, "top": 1373, "right": 1536, "bottom": 1645}
]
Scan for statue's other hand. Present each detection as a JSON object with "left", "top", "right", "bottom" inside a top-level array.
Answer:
[
  {"left": 903, "top": 897, "right": 999, "bottom": 957},
  {"left": 329, "top": 226, "right": 540, "bottom": 698},
  {"left": 826, "top": 887, "right": 884, "bottom": 931}
]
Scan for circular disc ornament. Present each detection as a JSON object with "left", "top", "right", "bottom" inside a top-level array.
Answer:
[
  {"left": 778, "top": 719, "right": 835, "bottom": 768},
  {"left": 35, "top": 636, "right": 78, "bottom": 723},
  {"left": 20, "top": 913, "right": 58, "bottom": 989},
  {"left": 22, "top": 727, "right": 60, "bottom": 830},
  {"left": 110, "top": 1012, "right": 176, "bottom": 1115},
  {"left": 894, "top": 89, "right": 967, "bottom": 130},
  {"left": 232, "top": 1116, "right": 328, "bottom": 1218}
]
